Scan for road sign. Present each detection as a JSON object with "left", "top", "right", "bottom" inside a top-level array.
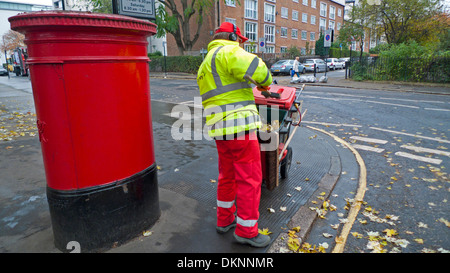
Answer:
[
  {"left": 324, "top": 29, "right": 333, "bottom": 48},
  {"left": 113, "top": 0, "right": 156, "bottom": 20},
  {"left": 259, "top": 37, "right": 265, "bottom": 52}
]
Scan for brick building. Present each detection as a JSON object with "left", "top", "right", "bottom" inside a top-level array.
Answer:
[{"left": 166, "top": 0, "right": 345, "bottom": 56}]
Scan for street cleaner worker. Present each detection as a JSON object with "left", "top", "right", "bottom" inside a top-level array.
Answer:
[{"left": 197, "top": 22, "right": 273, "bottom": 248}]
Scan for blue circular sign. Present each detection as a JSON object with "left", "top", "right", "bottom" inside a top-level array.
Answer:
[
  {"left": 325, "top": 34, "right": 331, "bottom": 41},
  {"left": 260, "top": 41, "right": 265, "bottom": 47}
]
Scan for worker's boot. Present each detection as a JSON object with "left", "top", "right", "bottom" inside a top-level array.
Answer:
[
  {"left": 233, "top": 233, "right": 270, "bottom": 248},
  {"left": 216, "top": 219, "right": 237, "bottom": 234}
]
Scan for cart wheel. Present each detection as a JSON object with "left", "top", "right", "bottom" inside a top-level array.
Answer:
[{"left": 280, "top": 146, "right": 292, "bottom": 179}]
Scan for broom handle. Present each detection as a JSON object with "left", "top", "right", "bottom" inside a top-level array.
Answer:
[{"left": 279, "top": 109, "right": 307, "bottom": 161}]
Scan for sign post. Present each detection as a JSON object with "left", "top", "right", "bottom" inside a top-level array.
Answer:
[
  {"left": 113, "top": 0, "right": 156, "bottom": 21},
  {"left": 323, "top": 29, "right": 333, "bottom": 76}
]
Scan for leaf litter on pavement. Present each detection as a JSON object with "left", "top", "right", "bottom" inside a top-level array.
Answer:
[{"left": 0, "top": 109, "right": 38, "bottom": 144}]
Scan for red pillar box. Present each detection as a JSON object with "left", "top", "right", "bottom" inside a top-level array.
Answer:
[{"left": 9, "top": 11, "right": 160, "bottom": 252}]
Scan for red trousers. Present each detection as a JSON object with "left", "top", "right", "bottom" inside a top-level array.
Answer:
[{"left": 215, "top": 132, "right": 262, "bottom": 238}]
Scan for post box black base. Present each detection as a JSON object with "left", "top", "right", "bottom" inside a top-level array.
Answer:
[{"left": 47, "top": 164, "right": 160, "bottom": 252}]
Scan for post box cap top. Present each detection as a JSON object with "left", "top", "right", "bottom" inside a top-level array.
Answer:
[{"left": 9, "top": 11, "right": 156, "bottom": 34}]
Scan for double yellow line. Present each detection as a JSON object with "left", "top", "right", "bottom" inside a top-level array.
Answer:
[{"left": 306, "top": 126, "right": 367, "bottom": 253}]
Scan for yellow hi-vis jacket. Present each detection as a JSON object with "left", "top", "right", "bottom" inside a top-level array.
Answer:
[{"left": 197, "top": 39, "right": 272, "bottom": 139}]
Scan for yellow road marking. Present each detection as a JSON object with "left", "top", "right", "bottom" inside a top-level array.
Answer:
[{"left": 306, "top": 125, "right": 367, "bottom": 253}]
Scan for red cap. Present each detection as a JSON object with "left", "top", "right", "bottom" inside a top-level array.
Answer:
[{"left": 215, "top": 22, "right": 248, "bottom": 42}]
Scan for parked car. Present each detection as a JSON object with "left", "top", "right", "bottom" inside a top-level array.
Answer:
[
  {"left": 303, "top": 59, "right": 327, "bottom": 72},
  {"left": 0, "top": 67, "right": 9, "bottom": 76},
  {"left": 326, "top": 58, "right": 344, "bottom": 70},
  {"left": 270, "top": 60, "right": 294, "bottom": 76}
]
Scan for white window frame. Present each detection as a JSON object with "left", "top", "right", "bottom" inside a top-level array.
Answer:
[
  {"left": 225, "top": 0, "right": 236, "bottom": 7},
  {"left": 329, "top": 6, "right": 336, "bottom": 20},
  {"left": 310, "top": 32, "right": 315, "bottom": 41},
  {"left": 292, "top": 10, "right": 299, "bottom": 21},
  {"left": 244, "top": 21, "right": 258, "bottom": 42},
  {"left": 264, "top": 3, "right": 276, "bottom": 23},
  {"left": 329, "top": 20, "right": 335, "bottom": 30},
  {"left": 264, "top": 24, "right": 275, "bottom": 44},
  {"left": 337, "top": 22, "right": 341, "bottom": 30},
  {"left": 266, "top": 45, "right": 275, "bottom": 53},
  {"left": 281, "top": 7, "right": 288, "bottom": 19},
  {"left": 338, "top": 8, "right": 342, "bottom": 17},
  {"left": 291, "top": 29, "right": 298, "bottom": 39},
  {"left": 244, "top": 0, "right": 258, "bottom": 20},
  {"left": 302, "top": 12, "right": 308, "bottom": 23},
  {"left": 310, "top": 15, "right": 316, "bottom": 25},
  {"left": 225, "top": 18, "right": 237, "bottom": 25},
  {"left": 244, "top": 44, "right": 257, "bottom": 53},
  {"left": 280, "top": 27, "right": 288, "bottom": 38},
  {"left": 311, "top": 0, "right": 316, "bottom": 8},
  {"left": 280, "top": 46, "right": 288, "bottom": 53},
  {"left": 302, "top": 0, "right": 308, "bottom": 5},
  {"left": 320, "top": 2, "right": 327, "bottom": 17},
  {"left": 319, "top": 18, "right": 326, "bottom": 32},
  {"left": 301, "top": 30, "right": 307, "bottom": 40}
]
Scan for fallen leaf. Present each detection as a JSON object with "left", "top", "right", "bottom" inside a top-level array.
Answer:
[
  {"left": 259, "top": 228, "right": 272, "bottom": 235},
  {"left": 143, "top": 230, "right": 153, "bottom": 237},
  {"left": 383, "top": 229, "right": 398, "bottom": 237}
]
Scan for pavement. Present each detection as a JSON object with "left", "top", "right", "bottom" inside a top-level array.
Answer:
[{"left": 0, "top": 72, "right": 449, "bottom": 255}]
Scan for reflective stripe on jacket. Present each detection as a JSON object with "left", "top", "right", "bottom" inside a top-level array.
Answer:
[{"left": 197, "top": 39, "right": 272, "bottom": 138}]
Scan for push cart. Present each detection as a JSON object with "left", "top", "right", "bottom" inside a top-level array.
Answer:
[{"left": 253, "top": 84, "right": 305, "bottom": 191}]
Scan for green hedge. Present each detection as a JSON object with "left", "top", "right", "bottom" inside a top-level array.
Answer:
[
  {"left": 329, "top": 47, "right": 369, "bottom": 58},
  {"left": 149, "top": 55, "right": 203, "bottom": 74}
]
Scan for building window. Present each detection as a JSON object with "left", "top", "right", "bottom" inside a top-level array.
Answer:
[
  {"left": 264, "top": 3, "right": 276, "bottom": 23},
  {"left": 302, "top": 13, "right": 308, "bottom": 23},
  {"left": 280, "top": 46, "right": 287, "bottom": 53},
  {"left": 281, "top": 27, "right": 288, "bottom": 38},
  {"left": 281, "top": 7, "right": 288, "bottom": 19},
  {"left": 292, "top": 29, "right": 298, "bottom": 39},
  {"left": 311, "top": 15, "right": 316, "bottom": 25},
  {"left": 337, "top": 22, "right": 341, "bottom": 30},
  {"left": 293, "top": 0, "right": 298, "bottom": 3},
  {"left": 265, "top": 24, "right": 275, "bottom": 43},
  {"left": 301, "top": 48, "right": 306, "bottom": 55},
  {"left": 301, "top": 30, "right": 307, "bottom": 40},
  {"left": 266, "top": 46, "right": 275, "bottom": 53},
  {"left": 244, "top": 0, "right": 258, "bottom": 20},
  {"left": 310, "top": 32, "right": 315, "bottom": 41},
  {"left": 292, "top": 10, "right": 298, "bottom": 21},
  {"left": 311, "top": 0, "right": 316, "bottom": 8},
  {"left": 320, "top": 2, "right": 327, "bottom": 17},
  {"left": 302, "top": 0, "right": 308, "bottom": 5},
  {"left": 225, "top": 0, "right": 236, "bottom": 7},
  {"left": 245, "top": 21, "right": 258, "bottom": 41},
  {"left": 329, "top": 20, "right": 335, "bottom": 30},
  {"left": 319, "top": 18, "right": 326, "bottom": 33},
  {"left": 338, "top": 8, "right": 342, "bottom": 17},
  {"left": 225, "top": 18, "right": 237, "bottom": 25},
  {"left": 329, "top": 6, "right": 335, "bottom": 20},
  {"left": 245, "top": 44, "right": 257, "bottom": 53}
]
